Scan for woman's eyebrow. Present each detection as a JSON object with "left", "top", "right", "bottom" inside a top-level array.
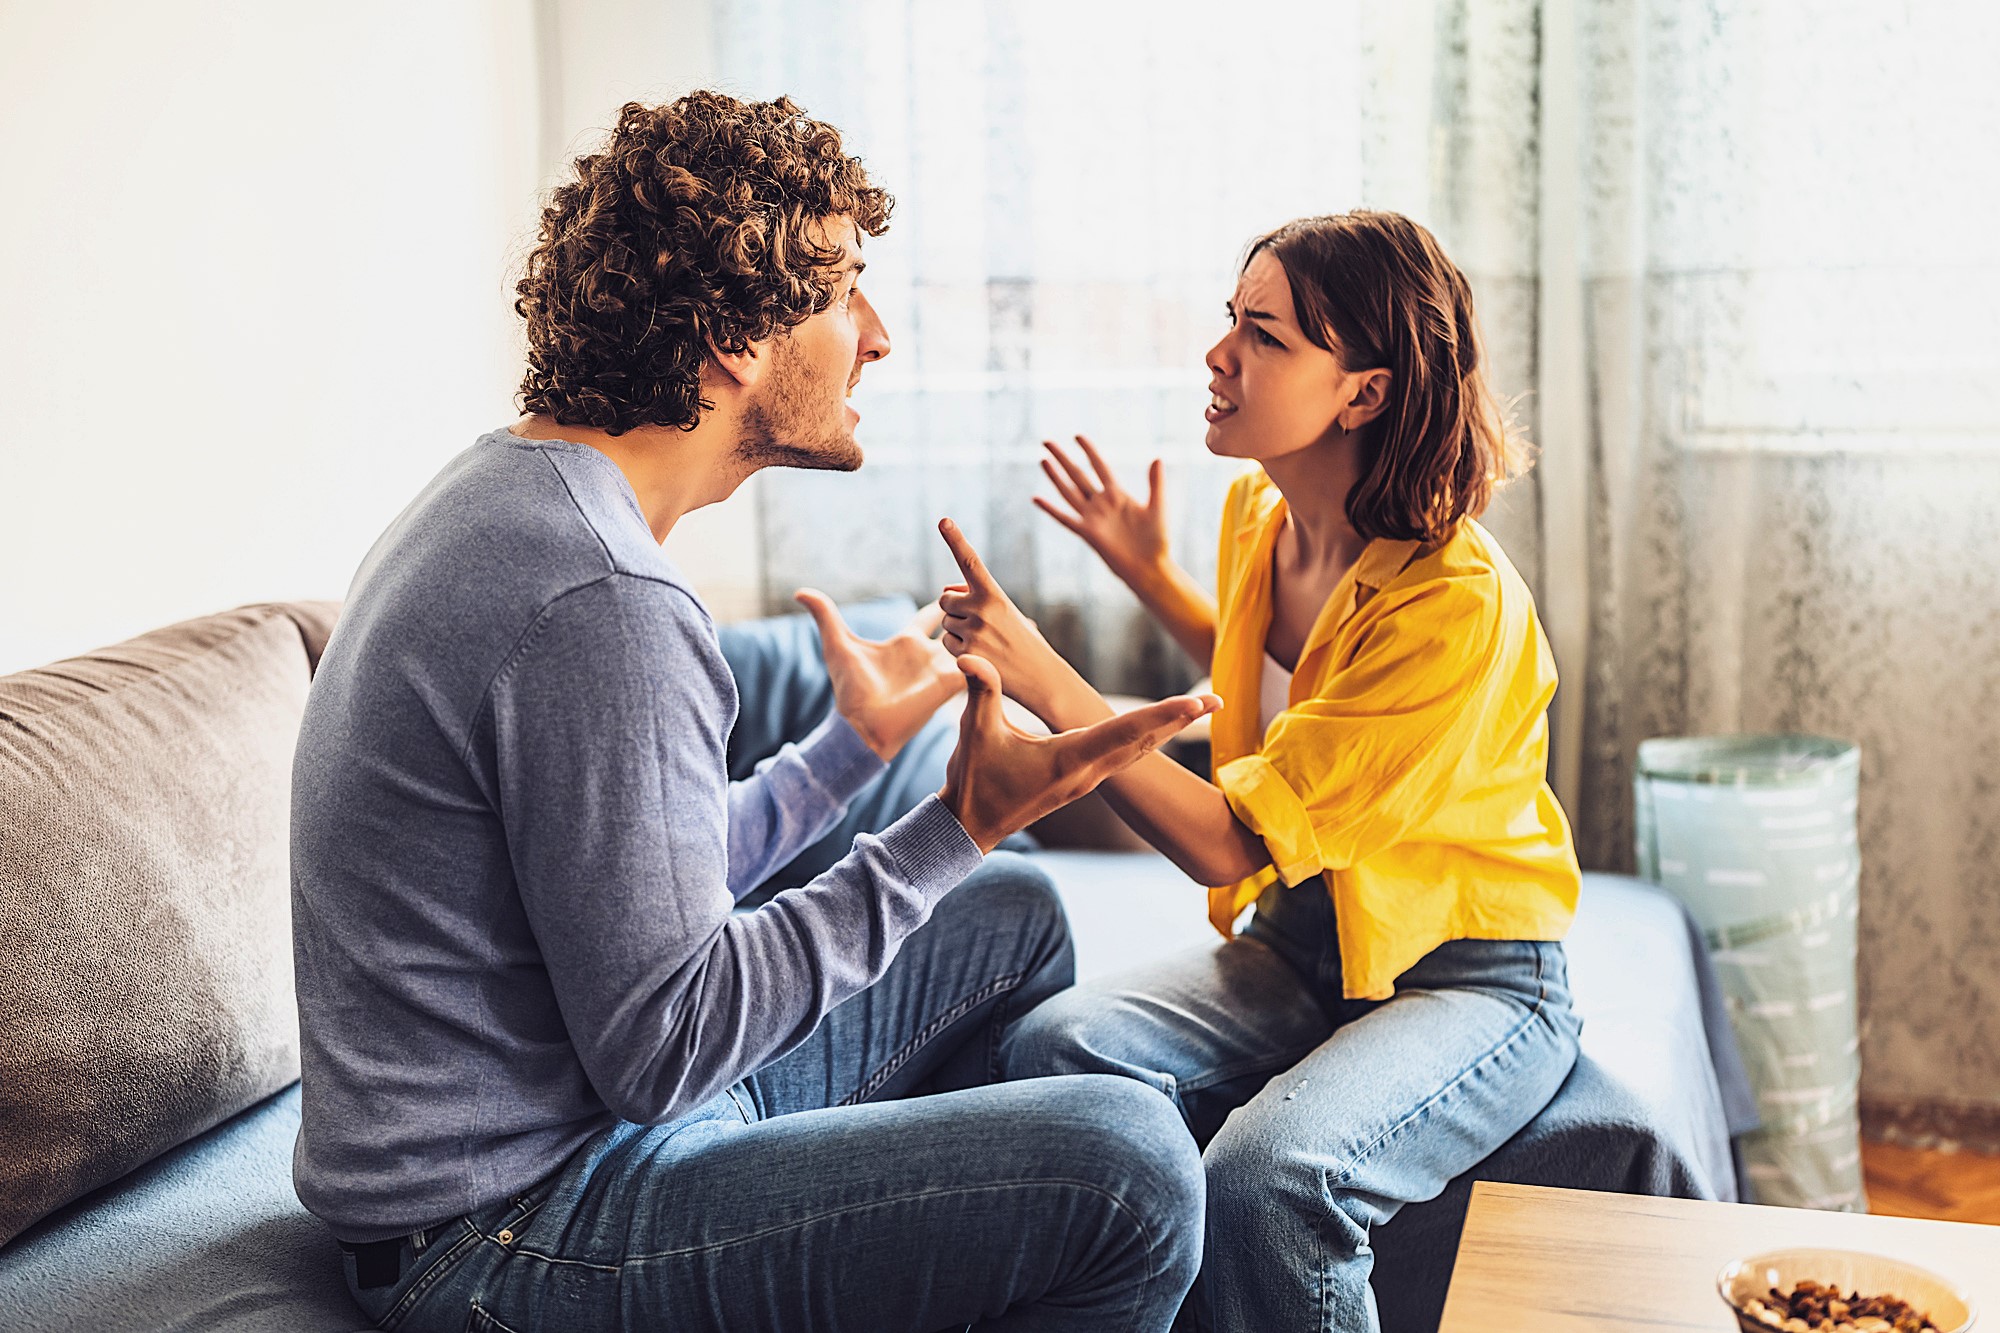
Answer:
[{"left": 1223, "top": 299, "right": 1279, "bottom": 323}]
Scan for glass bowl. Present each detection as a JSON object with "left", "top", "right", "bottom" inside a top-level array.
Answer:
[{"left": 1718, "top": 1248, "right": 1975, "bottom": 1333}]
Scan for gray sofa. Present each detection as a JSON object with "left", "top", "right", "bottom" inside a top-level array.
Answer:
[{"left": 0, "top": 602, "right": 1751, "bottom": 1333}]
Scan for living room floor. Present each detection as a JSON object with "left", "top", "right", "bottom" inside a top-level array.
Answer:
[{"left": 1864, "top": 1142, "right": 2000, "bottom": 1223}]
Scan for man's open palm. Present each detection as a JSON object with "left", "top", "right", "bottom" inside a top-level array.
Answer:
[
  {"left": 796, "top": 590, "right": 966, "bottom": 761},
  {"left": 941, "top": 654, "right": 1220, "bottom": 853}
]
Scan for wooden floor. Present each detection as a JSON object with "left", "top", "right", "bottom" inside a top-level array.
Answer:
[{"left": 1863, "top": 1140, "right": 2000, "bottom": 1224}]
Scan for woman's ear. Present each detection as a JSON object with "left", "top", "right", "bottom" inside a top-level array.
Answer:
[{"left": 1338, "top": 368, "right": 1394, "bottom": 433}]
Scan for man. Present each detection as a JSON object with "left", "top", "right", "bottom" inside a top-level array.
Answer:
[{"left": 291, "top": 91, "right": 1216, "bottom": 1332}]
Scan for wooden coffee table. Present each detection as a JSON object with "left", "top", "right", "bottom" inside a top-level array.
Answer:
[{"left": 1439, "top": 1182, "right": 2000, "bottom": 1331}]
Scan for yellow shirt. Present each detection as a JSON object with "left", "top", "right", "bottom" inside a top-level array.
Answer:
[{"left": 1208, "top": 469, "right": 1580, "bottom": 999}]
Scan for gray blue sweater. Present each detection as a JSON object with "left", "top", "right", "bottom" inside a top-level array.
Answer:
[{"left": 290, "top": 430, "right": 983, "bottom": 1241}]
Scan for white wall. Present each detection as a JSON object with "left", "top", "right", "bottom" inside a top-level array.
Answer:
[{"left": 0, "top": 0, "right": 758, "bottom": 675}]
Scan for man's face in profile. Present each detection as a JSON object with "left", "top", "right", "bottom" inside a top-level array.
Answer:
[{"left": 738, "top": 217, "right": 891, "bottom": 472}]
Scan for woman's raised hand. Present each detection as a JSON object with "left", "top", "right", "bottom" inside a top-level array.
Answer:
[{"left": 1035, "top": 436, "right": 1169, "bottom": 588}]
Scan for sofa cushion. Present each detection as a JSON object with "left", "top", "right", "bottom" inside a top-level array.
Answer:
[
  {"left": 0, "top": 1083, "right": 370, "bottom": 1333},
  {"left": 0, "top": 601, "right": 337, "bottom": 1245}
]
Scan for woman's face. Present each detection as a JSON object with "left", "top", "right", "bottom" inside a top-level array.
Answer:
[{"left": 1203, "top": 250, "right": 1385, "bottom": 463}]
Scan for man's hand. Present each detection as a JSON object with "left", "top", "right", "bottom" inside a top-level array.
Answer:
[
  {"left": 795, "top": 591, "right": 965, "bottom": 761},
  {"left": 936, "top": 518, "right": 1076, "bottom": 717},
  {"left": 940, "top": 654, "right": 1220, "bottom": 853}
]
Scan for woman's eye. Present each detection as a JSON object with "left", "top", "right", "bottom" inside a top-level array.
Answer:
[{"left": 1255, "top": 327, "right": 1281, "bottom": 348}]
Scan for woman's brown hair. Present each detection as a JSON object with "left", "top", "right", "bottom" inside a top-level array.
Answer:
[{"left": 1247, "top": 211, "right": 1530, "bottom": 544}]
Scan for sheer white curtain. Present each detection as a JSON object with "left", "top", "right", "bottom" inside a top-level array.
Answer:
[
  {"left": 713, "top": 0, "right": 2000, "bottom": 1130},
  {"left": 1566, "top": 0, "right": 2000, "bottom": 1136},
  {"left": 1356, "top": 0, "right": 2000, "bottom": 1136}
]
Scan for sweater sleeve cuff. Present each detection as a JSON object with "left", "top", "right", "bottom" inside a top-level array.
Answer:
[
  {"left": 875, "top": 794, "right": 985, "bottom": 903},
  {"left": 793, "top": 710, "right": 890, "bottom": 808},
  {"left": 1216, "top": 753, "right": 1323, "bottom": 886}
]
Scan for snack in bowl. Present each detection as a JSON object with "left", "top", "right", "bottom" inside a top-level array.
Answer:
[
  {"left": 1741, "top": 1279, "right": 1938, "bottom": 1332},
  {"left": 1718, "top": 1250, "right": 1975, "bottom": 1333}
]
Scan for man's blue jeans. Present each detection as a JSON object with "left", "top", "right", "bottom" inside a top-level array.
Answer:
[
  {"left": 339, "top": 602, "right": 1203, "bottom": 1331},
  {"left": 1001, "top": 878, "right": 1581, "bottom": 1333}
]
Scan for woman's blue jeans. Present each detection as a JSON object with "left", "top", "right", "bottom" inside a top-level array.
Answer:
[{"left": 1001, "top": 878, "right": 1581, "bottom": 1333}]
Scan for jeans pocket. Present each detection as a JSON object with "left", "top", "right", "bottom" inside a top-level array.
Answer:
[
  {"left": 465, "top": 1301, "right": 524, "bottom": 1333},
  {"left": 359, "top": 1224, "right": 482, "bottom": 1332}
]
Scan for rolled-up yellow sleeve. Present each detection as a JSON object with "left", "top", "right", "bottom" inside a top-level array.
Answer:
[{"left": 1216, "top": 753, "right": 1324, "bottom": 886}]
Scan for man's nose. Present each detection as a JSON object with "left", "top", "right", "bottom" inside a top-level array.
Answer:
[{"left": 855, "top": 290, "right": 890, "bottom": 363}]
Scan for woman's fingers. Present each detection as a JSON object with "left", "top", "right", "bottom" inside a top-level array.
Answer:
[
  {"left": 1146, "top": 458, "right": 1164, "bottom": 513},
  {"left": 941, "top": 600, "right": 981, "bottom": 646},
  {"left": 937, "top": 518, "right": 1007, "bottom": 598},
  {"left": 1033, "top": 495, "right": 1088, "bottom": 539},
  {"left": 932, "top": 516, "right": 1008, "bottom": 592},
  {"left": 1042, "top": 438, "right": 1099, "bottom": 499},
  {"left": 937, "top": 518, "right": 987, "bottom": 590},
  {"left": 1074, "top": 434, "right": 1117, "bottom": 490},
  {"left": 1040, "top": 457, "right": 1089, "bottom": 512}
]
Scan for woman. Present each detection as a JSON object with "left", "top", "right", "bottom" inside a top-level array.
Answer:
[{"left": 934, "top": 210, "right": 1583, "bottom": 1332}]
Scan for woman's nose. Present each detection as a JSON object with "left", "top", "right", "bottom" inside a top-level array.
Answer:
[{"left": 1204, "top": 335, "right": 1234, "bottom": 378}]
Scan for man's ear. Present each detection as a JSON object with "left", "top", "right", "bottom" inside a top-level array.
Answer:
[
  {"left": 1338, "top": 367, "right": 1394, "bottom": 433},
  {"left": 708, "top": 335, "right": 768, "bottom": 390}
]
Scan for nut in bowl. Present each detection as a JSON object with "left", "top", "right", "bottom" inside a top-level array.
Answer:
[{"left": 1718, "top": 1249, "right": 1974, "bottom": 1333}]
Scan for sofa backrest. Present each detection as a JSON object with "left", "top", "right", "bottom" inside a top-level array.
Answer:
[{"left": 0, "top": 601, "right": 337, "bottom": 1246}]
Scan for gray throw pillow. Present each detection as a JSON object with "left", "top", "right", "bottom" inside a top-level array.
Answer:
[{"left": 0, "top": 601, "right": 337, "bottom": 1246}]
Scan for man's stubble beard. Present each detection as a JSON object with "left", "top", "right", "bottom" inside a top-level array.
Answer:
[{"left": 734, "top": 338, "right": 863, "bottom": 473}]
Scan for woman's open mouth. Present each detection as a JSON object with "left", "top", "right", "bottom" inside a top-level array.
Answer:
[{"left": 1205, "top": 391, "right": 1238, "bottom": 424}]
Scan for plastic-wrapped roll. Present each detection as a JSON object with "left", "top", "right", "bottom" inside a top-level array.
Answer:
[{"left": 1635, "top": 734, "right": 1863, "bottom": 1211}]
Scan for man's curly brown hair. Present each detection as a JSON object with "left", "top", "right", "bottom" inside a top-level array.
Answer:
[{"left": 514, "top": 91, "right": 893, "bottom": 435}]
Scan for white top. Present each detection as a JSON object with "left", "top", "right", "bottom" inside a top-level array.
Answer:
[{"left": 1259, "top": 650, "right": 1295, "bottom": 735}]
